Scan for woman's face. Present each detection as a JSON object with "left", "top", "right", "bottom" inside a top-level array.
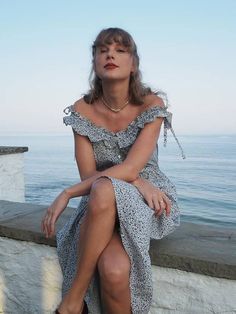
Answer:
[{"left": 94, "top": 41, "right": 135, "bottom": 82}]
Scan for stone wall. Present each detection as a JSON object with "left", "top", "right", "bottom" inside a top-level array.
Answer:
[
  {"left": 0, "top": 147, "right": 28, "bottom": 202},
  {"left": 0, "top": 236, "right": 235, "bottom": 314},
  {"left": 0, "top": 236, "right": 62, "bottom": 314},
  {"left": 0, "top": 200, "right": 235, "bottom": 314},
  {"left": 151, "top": 266, "right": 236, "bottom": 313}
]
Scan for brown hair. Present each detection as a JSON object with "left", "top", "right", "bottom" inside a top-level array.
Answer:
[{"left": 83, "top": 27, "right": 165, "bottom": 106}]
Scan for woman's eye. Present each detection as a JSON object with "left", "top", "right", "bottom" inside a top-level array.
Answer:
[
  {"left": 99, "top": 47, "right": 107, "bottom": 53},
  {"left": 117, "top": 49, "right": 125, "bottom": 52}
]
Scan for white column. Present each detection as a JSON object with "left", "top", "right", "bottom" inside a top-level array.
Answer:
[{"left": 0, "top": 147, "right": 28, "bottom": 202}]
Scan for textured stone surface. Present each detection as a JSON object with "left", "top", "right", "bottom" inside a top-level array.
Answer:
[
  {"left": 150, "top": 266, "right": 236, "bottom": 314},
  {"left": 0, "top": 154, "right": 26, "bottom": 202},
  {"left": 0, "top": 146, "right": 28, "bottom": 155},
  {"left": 0, "top": 200, "right": 74, "bottom": 247},
  {"left": 0, "top": 200, "right": 235, "bottom": 279},
  {"left": 0, "top": 236, "right": 236, "bottom": 314},
  {"left": 0, "top": 236, "right": 62, "bottom": 314}
]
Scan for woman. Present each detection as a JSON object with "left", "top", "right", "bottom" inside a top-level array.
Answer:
[{"left": 41, "top": 27, "right": 186, "bottom": 314}]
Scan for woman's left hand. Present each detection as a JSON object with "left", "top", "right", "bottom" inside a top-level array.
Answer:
[
  {"left": 41, "top": 190, "right": 70, "bottom": 238},
  {"left": 131, "top": 177, "right": 171, "bottom": 217}
]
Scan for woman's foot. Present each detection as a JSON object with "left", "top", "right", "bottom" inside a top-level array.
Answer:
[
  {"left": 56, "top": 293, "right": 85, "bottom": 314},
  {"left": 55, "top": 304, "right": 86, "bottom": 314}
]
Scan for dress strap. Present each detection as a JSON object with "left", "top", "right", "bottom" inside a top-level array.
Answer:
[{"left": 163, "top": 117, "right": 186, "bottom": 159}]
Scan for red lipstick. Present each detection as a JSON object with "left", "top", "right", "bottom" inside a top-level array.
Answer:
[{"left": 104, "top": 63, "right": 118, "bottom": 69}]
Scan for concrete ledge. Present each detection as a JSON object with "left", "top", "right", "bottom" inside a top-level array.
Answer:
[
  {"left": 0, "top": 200, "right": 235, "bottom": 280},
  {"left": 0, "top": 146, "right": 28, "bottom": 155}
]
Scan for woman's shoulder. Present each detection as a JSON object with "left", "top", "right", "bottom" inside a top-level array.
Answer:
[
  {"left": 73, "top": 97, "right": 91, "bottom": 114},
  {"left": 142, "top": 94, "right": 165, "bottom": 110}
]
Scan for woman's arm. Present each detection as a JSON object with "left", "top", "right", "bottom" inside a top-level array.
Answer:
[
  {"left": 72, "top": 124, "right": 145, "bottom": 193},
  {"left": 41, "top": 100, "right": 169, "bottom": 238},
  {"left": 64, "top": 162, "right": 134, "bottom": 198},
  {"left": 73, "top": 129, "right": 99, "bottom": 180},
  {"left": 42, "top": 116, "right": 170, "bottom": 238},
  {"left": 64, "top": 111, "right": 164, "bottom": 198},
  {"left": 75, "top": 148, "right": 160, "bottom": 208}
]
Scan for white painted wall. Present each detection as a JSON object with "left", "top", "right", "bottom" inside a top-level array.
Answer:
[
  {"left": 0, "top": 154, "right": 25, "bottom": 202},
  {"left": 0, "top": 236, "right": 62, "bottom": 314},
  {"left": 151, "top": 266, "right": 236, "bottom": 314},
  {"left": 0, "top": 236, "right": 235, "bottom": 314}
]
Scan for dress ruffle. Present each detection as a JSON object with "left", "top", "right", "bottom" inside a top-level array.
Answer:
[{"left": 63, "top": 104, "right": 186, "bottom": 159}]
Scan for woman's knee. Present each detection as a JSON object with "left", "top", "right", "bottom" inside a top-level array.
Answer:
[
  {"left": 97, "top": 251, "right": 130, "bottom": 288},
  {"left": 89, "top": 177, "right": 115, "bottom": 214}
]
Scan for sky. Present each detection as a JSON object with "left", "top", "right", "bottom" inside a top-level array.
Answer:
[{"left": 0, "top": 0, "right": 236, "bottom": 135}]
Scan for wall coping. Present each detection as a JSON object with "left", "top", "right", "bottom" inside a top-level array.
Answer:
[
  {"left": 0, "top": 199, "right": 235, "bottom": 280},
  {"left": 0, "top": 146, "right": 29, "bottom": 155}
]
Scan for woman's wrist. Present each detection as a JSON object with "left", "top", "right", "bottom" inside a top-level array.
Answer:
[
  {"left": 63, "top": 180, "right": 87, "bottom": 198},
  {"left": 131, "top": 177, "right": 143, "bottom": 189},
  {"left": 63, "top": 188, "right": 73, "bottom": 199}
]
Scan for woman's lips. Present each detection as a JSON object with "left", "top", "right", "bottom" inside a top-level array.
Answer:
[
  {"left": 104, "top": 65, "right": 118, "bottom": 69},
  {"left": 104, "top": 63, "right": 118, "bottom": 69}
]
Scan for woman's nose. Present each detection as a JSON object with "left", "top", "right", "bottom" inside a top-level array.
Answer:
[{"left": 106, "top": 49, "right": 115, "bottom": 59}]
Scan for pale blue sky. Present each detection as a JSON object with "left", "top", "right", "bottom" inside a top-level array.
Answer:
[{"left": 0, "top": 0, "right": 235, "bottom": 135}]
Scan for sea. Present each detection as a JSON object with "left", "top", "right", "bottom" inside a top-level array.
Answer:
[{"left": 0, "top": 134, "right": 235, "bottom": 229}]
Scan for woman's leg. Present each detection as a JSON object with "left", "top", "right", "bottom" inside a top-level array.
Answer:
[
  {"left": 97, "top": 229, "right": 131, "bottom": 314},
  {"left": 58, "top": 177, "right": 118, "bottom": 314}
]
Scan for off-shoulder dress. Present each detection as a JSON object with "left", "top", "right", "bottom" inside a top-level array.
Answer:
[{"left": 56, "top": 103, "right": 186, "bottom": 314}]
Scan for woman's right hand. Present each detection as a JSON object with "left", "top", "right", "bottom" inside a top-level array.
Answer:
[
  {"left": 41, "top": 190, "right": 70, "bottom": 238},
  {"left": 131, "top": 177, "right": 171, "bottom": 217}
]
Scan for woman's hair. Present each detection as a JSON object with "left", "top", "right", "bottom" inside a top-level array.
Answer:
[{"left": 83, "top": 27, "right": 166, "bottom": 106}]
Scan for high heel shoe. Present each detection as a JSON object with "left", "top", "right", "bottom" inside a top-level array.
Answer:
[{"left": 82, "top": 301, "right": 88, "bottom": 314}]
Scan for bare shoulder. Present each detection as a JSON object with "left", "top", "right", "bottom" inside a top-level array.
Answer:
[
  {"left": 143, "top": 93, "right": 165, "bottom": 109},
  {"left": 73, "top": 97, "right": 91, "bottom": 114}
]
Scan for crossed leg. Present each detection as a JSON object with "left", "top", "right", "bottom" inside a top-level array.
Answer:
[
  {"left": 97, "top": 229, "right": 131, "bottom": 314},
  {"left": 57, "top": 177, "right": 132, "bottom": 314}
]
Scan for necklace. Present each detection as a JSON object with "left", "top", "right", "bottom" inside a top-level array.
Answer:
[{"left": 101, "top": 96, "right": 129, "bottom": 113}]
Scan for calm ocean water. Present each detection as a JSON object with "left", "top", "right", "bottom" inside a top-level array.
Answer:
[{"left": 1, "top": 134, "right": 235, "bottom": 229}]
